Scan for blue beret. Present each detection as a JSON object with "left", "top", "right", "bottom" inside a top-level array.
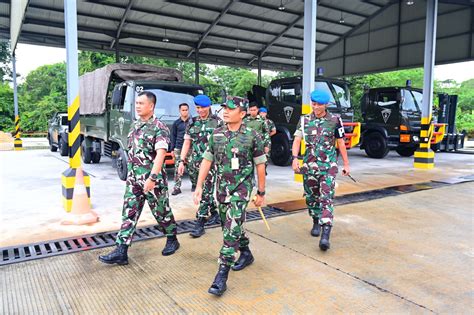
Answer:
[
  {"left": 310, "top": 89, "right": 330, "bottom": 104},
  {"left": 194, "top": 95, "right": 211, "bottom": 107},
  {"left": 259, "top": 107, "right": 268, "bottom": 113}
]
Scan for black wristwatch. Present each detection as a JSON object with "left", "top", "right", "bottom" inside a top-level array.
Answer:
[
  {"left": 256, "top": 190, "right": 265, "bottom": 196},
  {"left": 292, "top": 155, "right": 299, "bottom": 160},
  {"left": 149, "top": 173, "right": 159, "bottom": 182}
]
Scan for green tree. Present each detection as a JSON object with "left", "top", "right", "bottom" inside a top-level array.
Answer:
[
  {"left": 0, "top": 42, "right": 12, "bottom": 82},
  {"left": 0, "top": 83, "right": 14, "bottom": 131}
]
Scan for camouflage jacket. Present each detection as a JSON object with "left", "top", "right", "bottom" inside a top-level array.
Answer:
[
  {"left": 264, "top": 118, "right": 276, "bottom": 148},
  {"left": 244, "top": 116, "right": 270, "bottom": 147},
  {"left": 127, "top": 115, "right": 169, "bottom": 185},
  {"left": 202, "top": 123, "right": 267, "bottom": 203},
  {"left": 184, "top": 114, "right": 223, "bottom": 162},
  {"left": 294, "top": 111, "right": 345, "bottom": 174}
]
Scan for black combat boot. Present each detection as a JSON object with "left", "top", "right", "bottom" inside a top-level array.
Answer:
[
  {"left": 98, "top": 244, "right": 128, "bottom": 265},
  {"left": 206, "top": 211, "right": 221, "bottom": 225},
  {"left": 162, "top": 235, "right": 180, "bottom": 256},
  {"left": 319, "top": 224, "right": 332, "bottom": 251},
  {"left": 231, "top": 246, "right": 254, "bottom": 271},
  {"left": 208, "top": 264, "right": 230, "bottom": 296},
  {"left": 189, "top": 217, "right": 206, "bottom": 238},
  {"left": 310, "top": 218, "right": 321, "bottom": 237},
  {"left": 171, "top": 187, "right": 181, "bottom": 196}
]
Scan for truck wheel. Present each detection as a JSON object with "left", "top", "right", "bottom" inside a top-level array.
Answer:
[
  {"left": 82, "top": 142, "right": 92, "bottom": 164},
  {"left": 116, "top": 148, "right": 128, "bottom": 181},
  {"left": 91, "top": 152, "right": 101, "bottom": 163},
  {"left": 59, "top": 137, "right": 68, "bottom": 156},
  {"left": 395, "top": 147, "right": 416, "bottom": 157},
  {"left": 48, "top": 134, "right": 57, "bottom": 152},
  {"left": 270, "top": 133, "right": 291, "bottom": 166},
  {"left": 364, "top": 132, "right": 389, "bottom": 159}
]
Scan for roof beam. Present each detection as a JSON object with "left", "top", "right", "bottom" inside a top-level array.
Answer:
[
  {"left": 110, "top": 0, "right": 135, "bottom": 49},
  {"left": 260, "top": 13, "right": 304, "bottom": 57},
  {"left": 26, "top": 3, "right": 314, "bottom": 51},
  {"left": 188, "top": 0, "right": 236, "bottom": 57}
]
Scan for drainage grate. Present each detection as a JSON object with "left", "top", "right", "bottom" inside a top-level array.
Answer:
[
  {"left": 1, "top": 177, "right": 471, "bottom": 266},
  {"left": 0, "top": 206, "right": 287, "bottom": 266}
]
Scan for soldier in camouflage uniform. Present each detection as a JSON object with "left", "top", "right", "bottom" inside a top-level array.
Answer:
[
  {"left": 244, "top": 102, "right": 270, "bottom": 151},
  {"left": 259, "top": 107, "right": 276, "bottom": 170},
  {"left": 292, "top": 89, "right": 350, "bottom": 251},
  {"left": 178, "top": 95, "right": 223, "bottom": 237},
  {"left": 194, "top": 96, "right": 266, "bottom": 297},
  {"left": 99, "top": 91, "right": 179, "bottom": 265}
]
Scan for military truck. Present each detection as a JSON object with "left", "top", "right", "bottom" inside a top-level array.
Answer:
[
  {"left": 60, "top": 64, "right": 201, "bottom": 180},
  {"left": 360, "top": 82, "right": 464, "bottom": 158},
  {"left": 47, "top": 112, "right": 69, "bottom": 156},
  {"left": 249, "top": 73, "right": 359, "bottom": 166}
]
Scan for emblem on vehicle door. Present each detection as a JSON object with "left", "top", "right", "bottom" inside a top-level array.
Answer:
[
  {"left": 284, "top": 106, "right": 293, "bottom": 123},
  {"left": 118, "top": 117, "right": 125, "bottom": 135},
  {"left": 381, "top": 108, "right": 391, "bottom": 123}
]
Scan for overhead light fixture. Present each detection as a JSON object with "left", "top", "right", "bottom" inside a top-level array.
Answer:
[
  {"left": 339, "top": 11, "right": 345, "bottom": 24},
  {"left": 291, "top": 48, "right": 296, "bottom": 60},
  {"left": 162, "top": 28, "right": 170, "bottom": 42},
  {"left": 235, "top": 40, "right": 240, "bottom": 52},
  {"left": 406, "top": 0, "right": 414, "bottom": 5},
  {"left": 278, "top": 0, "right": 285, "bottom": 11}
]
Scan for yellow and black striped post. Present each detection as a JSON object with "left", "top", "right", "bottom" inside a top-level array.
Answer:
[
  {"left": 414, "top": 116, "right": 435, "bottom": 169},
  {"left": 61, "top": 0, "right": 90, "bottom": 212},
  {"left": 295, "top": 103, "right": 311, "bottom": 183},
  {"left": 13, "top": 115, "right": 23, "bottom": 150}
]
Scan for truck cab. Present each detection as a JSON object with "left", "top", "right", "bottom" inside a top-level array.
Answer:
[
  {"left": 47, "top": 112, "right": 69, "bottom": 156},
  {"left": 250, "top": 74, "right": 356, "bottom": 166},
  {"left": 360, "top": 86, "right": 423, "bottom": 158}
]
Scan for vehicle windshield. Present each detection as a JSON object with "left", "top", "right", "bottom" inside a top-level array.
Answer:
[
  {"left": 332, "top": 83, "right": 351, "bottom": 109},
  {"left": 60, "top": 115, "right": 68, "bottom": 126},
  {"left": 411, "top": 90, "right": 423, "bottom": 111},
  {"left": 140, "top": 87, "right": 201, "bottom": 121}
]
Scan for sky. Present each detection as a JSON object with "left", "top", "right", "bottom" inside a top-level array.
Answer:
[{"left": 14, "top": 43, "right": 474, "bottom": 84}]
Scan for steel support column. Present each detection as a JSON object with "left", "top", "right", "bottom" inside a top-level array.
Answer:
[
  {"left": 195, "top": 48, "right": 200, "bottom": 84},
  {"left": 62, "top": 0, "right": 91, "bottom": 213},
  {"left": 12, "top": 53, "right": 22, "bottom": 150},
  {"left": 257, "top": 54, "right": 262, "bottom": 86},
  {"left": 296, "top": 0, "right": 317, "bottom": 182},
  {"left": 414, "top": 0, "right": 438, "bottom": 169}
]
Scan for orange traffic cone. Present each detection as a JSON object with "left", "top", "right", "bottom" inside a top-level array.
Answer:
[{"left": 61, "top": 167, "right": 99, "bottom": 225}]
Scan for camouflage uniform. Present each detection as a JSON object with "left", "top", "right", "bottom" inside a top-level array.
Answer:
[
  {"left": 294, "top": 111, "right": 345, "bottom": 226},
  {"left": 202, "top": 123, "right": 266, "bottom": 266},
  {"left": 263, "top": 118, "right": 276, "bottom": 163},
  {"left": 184, "top": 114, "right": 223, "bottom": 218},
  {"left": 244, "top": 115, "right": 269, "bottom": 145},
  {"left": 116, "top": 115, "right": 177, "bottom": 245}
]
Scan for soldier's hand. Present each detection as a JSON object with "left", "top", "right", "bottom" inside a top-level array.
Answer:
[
  {"left": 292, "top": 158, "right": 300, "bottom": 173},
  {"left": 253, "top": 194, "right": 265, "bottom": 207},
  {"left": 177, "top": 162, "right": 185, "bottom": 176},
  {"left": 193, "top": 186, "right": 203, "bottom": 205},
  {"left": 144, "top": 178, "right": 156, "bottom": 193},
  {"left": 342, "top": 164, "right": 350, "bottom": 176}
]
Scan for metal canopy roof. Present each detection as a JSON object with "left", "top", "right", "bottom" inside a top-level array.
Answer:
[{"left": 1, "top": 0, "right": 473, "bottom": 76}]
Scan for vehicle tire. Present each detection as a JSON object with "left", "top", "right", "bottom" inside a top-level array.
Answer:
[
  {"left": 270, "top": 133, "right": 291, "bottom": 166},
  {"left": 82, "top": 142, "right": 92, "bottom": 164},
  {"left": 395, "top": 147, "right": 416, "bottom": 157},
  {"left": 91, "top": 152, "right": 101, "bottom": 163},
  {"left": 116, "top": 148, "right": 128, "bottom": 181},
  {"left": 48, "top": 134, "right": 57, "bottom": 152},
  {"left": 59, "top": 137, "right": 68, "bottom": 156},
  {"left": 364, "top": 132, "right": 389, "bottom": 159}
]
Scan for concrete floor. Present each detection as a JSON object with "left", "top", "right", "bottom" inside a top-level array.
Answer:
[
  {"left": 1, "top": 182, "right": 472, "bottom": 313},
  {"left": 0, "top": 146, "right": 473, "bottom": 247}
]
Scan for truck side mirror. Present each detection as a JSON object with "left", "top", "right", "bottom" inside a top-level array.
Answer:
[{"left": 112, "top": 88, "right": 123, "bottom": 107}]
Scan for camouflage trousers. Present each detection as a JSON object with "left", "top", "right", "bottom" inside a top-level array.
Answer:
[
  {"left": 303, "top": 171, "right": 336, "bottom": 226},
  {"left": 116, "top": 175, "right": 177, "bottom": 245},
  {"left": 172, "top": 148, "right": 187, "bottom": 190},
  {"left": 189, "top": 157, "right": 217, "bottom": 218},
  {"left": 218, "top": 199, "right": 250, "bottom": 267}
]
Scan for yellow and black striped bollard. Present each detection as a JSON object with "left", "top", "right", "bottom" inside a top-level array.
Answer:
[
  {"left": 414, "top": 116, "right": 435, "bottom": 169},
  {"left": 13, "top": 115, "right": 23, "bottom": 150}
]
